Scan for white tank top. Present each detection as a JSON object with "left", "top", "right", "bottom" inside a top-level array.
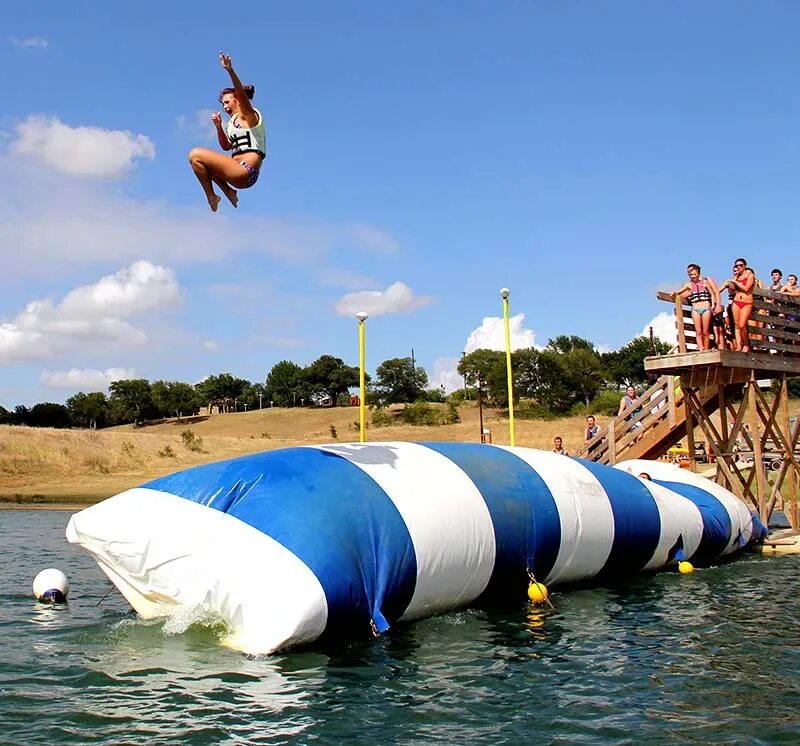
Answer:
[{"left": 226, "top": 108, "right": 267, "bottom": 158}]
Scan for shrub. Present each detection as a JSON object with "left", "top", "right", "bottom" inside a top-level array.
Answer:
[
  {"left": 180, "top": 429, "right": 204, "bottom": 452},
  {"left": 329, "top": 424, "right": 338, "bottom": 439},
  {"left": 582, "top": 389, "right": 621, "bottom": 417},
  {"left": 400, "top": 402, "right": 456, "bottom": 426},
  {"left": 158, "top": 445, "right": 175, "bottom": 458},
  {"left": 261, "top": 431, "right": 271, "bottom": 439},
  {"left": 515, "top": 402, "right": 561, "bottom": 421},
  {"left": 444, "top": 401, "right": 460, "bottom": 424},
  {"left": 120, "top": 440, "right": 135, "bottom": 457},
  {"left": 370, "top": 408, "right": 393, "bottom": 428}
]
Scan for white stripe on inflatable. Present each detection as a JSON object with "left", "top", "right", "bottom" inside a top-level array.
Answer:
[
  {"left": 313, "top": 442, "right": 496, "bottom": 621},
  {"left": 615, "top": 460, "right": 754, "bottom": 553},
  {"left": 498, "top": 448, "right": 615, "bottom": 584},
  {"left": 638, "top": 480, "right": 704, "bottom": 570},
  {"left": 66, "top": 488, "right": 328, "bottom": 655}
]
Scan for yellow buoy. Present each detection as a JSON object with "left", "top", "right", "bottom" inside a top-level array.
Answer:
[
  {"left": 678, "top": 561, "right": 695, "bottom": 574},
  {"left": 527, "top": 582, "right": 549, "bottom": 604}
]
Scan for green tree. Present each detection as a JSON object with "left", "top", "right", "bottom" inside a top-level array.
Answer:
[
  {"left": 457, "top": 349, "right": 508, "bottom": 404},
  {"left": 66, "top": 392, "right": 109, "bottom": 429},
  {"left": 195, "top": 373, "right": 250, "bottom": 409},
  {"left": 516, "top": 347, "right": 604, "bottom": 412},
  {"left": 561, "top": 348, "right": 604, "bottom": 406},
  {"left": 28, "top": 402, "right": 72, "bottom": 428},
  {"left": 0, "top": 405, "right": 12, "bottom": 425},
  {"left": 109, "top": 379, "right": 155, "bottom": 425},
  {"left": 239, "top": 382, "right": 267, "bottom": 411},
  {"left": 602, "top": 336, "right": 672, "bottom": 386},
  {"left": 12, "top": 405, "right": 30, "bottom": 425},
  {"left": 546, "top": 335, "right": 597, "bottom": 355},
  {"left": 373, "top": 357, "right": 429, "bottom": 405},
  {"left": 152, "top": 381, "right": 201, "bottom": 418},
  {"left": 303, "top": 355, "right": 359, "bottom": 406},
  {"left": 265, "top": 360, "right": 307, "bottom": 407}
]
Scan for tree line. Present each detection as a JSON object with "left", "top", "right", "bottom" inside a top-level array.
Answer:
[{"left": 0, "top": 335, "right": 693, "bottom": 430}]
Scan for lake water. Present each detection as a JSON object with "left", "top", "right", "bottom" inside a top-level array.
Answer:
[{"left": 1, "top": 510, "right": 798, "bottom": 745}]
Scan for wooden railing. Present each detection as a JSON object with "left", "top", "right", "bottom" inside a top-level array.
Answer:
[
  {"left": 576, "top": 375, "right": 681, "bottom": 464},
  {"left": 656, "top": 288, "right": 800, "bottom": 355}
]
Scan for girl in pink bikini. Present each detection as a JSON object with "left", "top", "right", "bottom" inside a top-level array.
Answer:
[
  {"left": 670, "top": 264, "right": 722, "bottom": 351},
  {"left": 723, "top": 258, "right": 756, "bottom": 352}
]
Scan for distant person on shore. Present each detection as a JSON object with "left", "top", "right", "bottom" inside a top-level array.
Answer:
[
  {"left": 668, "top": 264, "right": 722, "bottom": 351},
  {"left": 722, "top": 258, "right": 756, "bottom": 352},
  {"left": 552, "top": 436, "right": 569, "bottom": 455},
  {"left": 584, "top": 415, "right": 599, "bottom": 445},
  {"left": 618, "top": 385, "right": 643, "bottom": 428}
]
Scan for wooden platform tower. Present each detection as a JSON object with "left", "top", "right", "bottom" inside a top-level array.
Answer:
[{"left": 579, "top": 287, "right": 800, "bottom": 528}]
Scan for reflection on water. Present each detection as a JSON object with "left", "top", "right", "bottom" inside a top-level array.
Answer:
[{"left": 1, "top": 510, "right": 799, "bottom": 744}]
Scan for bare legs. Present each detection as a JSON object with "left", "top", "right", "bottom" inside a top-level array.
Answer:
[
  {"left": 691, "top": 308, "right": 713, "bottom": 350},
  {"left": 188, "top": 148, "right": 250, "bottom": 211},
  {"left": 731, "top": 302, "right": 753, "bottom": 352}
]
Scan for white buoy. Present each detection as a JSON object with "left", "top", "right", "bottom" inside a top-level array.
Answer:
[{"left": 33, "top": 568, "right": 69, "bottom": 603}]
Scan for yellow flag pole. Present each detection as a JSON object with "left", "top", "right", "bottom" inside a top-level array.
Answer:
[
  {"left": 500, "top": 288, "right": 516, "bottom": 446},
  {"left": 356, "top": 312, "right": 368, "bottom": 442}
]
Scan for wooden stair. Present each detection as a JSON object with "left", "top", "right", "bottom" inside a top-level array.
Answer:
[{"left": 577, "top": 375, "right": 722, "bottom": 465}]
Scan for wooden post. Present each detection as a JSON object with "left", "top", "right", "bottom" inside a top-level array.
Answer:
[
  {"left": 684, "top": 382, "right": 696, "bottom": 472},
  {"left": 607, "top": 419, "right": 617, "bottom": 465},
  {"left": 716, "top": 384, "right": 729, "bottom": 488},
  {"left": 745, "top": 374, "right": 768, "bottom": 522},
  {"left": 777, "top": 376, "right": 798, "bottom": 528},
  {"left": 675, "top": 297, "right": 687, "bottom": 353},
  {"left": 667, "top": 377, "right": 677, "bottom": 428}
]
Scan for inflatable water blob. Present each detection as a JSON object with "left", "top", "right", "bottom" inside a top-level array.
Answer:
[{"left": 66, "top": 442, "right": 765, "bottom": 655}]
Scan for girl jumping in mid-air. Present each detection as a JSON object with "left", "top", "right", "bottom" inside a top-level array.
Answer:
[{"left": 189, "top": 52, "right": 267, "bottom": 212}]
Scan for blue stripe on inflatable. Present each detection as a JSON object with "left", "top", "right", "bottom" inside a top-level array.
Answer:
[
  {"left": 421, "top": 442, "right": 561, "bottom": 596},
  {"left": 655, "top": 480, "right": 732, "bottom": 565},
  {"left": 577, "top": 459, "right": 662, "bottom": 575},
  {"left": 145, "top": 449, "right": 417, "bottom": 632}
]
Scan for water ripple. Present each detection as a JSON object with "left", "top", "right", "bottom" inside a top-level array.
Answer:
[{"left": 1, "top": 511, "right": 799, "bottom": 744}]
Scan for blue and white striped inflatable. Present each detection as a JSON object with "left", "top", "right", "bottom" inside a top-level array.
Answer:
[{"left": 66, "top": 442, "right": 765, "bottom": 655}]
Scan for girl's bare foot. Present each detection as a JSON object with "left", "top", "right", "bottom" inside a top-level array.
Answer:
[
  {"left": 221, "top": 185, "right": 238, "bottom": 207},
  {"left": 207, "top": 193, "right": 221, "bottom": 212}
]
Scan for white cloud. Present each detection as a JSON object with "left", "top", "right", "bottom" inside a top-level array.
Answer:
[
  {"left": 642, "top": 312, "right": 677, "bottom": 346},
  {"left": 202, "top": 340, "right": 219, "bottom": 352},
  {"left": 334, "top": 281, "right": 431, "bottom": 317},
  {"left": 432, "top": 356, "right": 464, "bottom": 394},
  {"left": 41, "top": 367, "right": 136, "bottom": 391},
  {"left": 0, "top": 154, "right": 402, "bottom": 276},
  {"left": 11, "top": 36, "right": 48, "bottom": 50},
  {"left": 176, "top": 108, "right": 217, "bottom": 143},
  {"left": 0, "top": 261, "right": 181, "bottom": 364},
  {"left": 432, "top": 314, "right": 539, "bottom": 392},
  {"left": 464, "top": 313, "right": 537, "bottom": 353},
  {"left": 10, "top": 116, "right": 155, "bottom": 179}
]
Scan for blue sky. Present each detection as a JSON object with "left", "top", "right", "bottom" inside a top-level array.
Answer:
[{"left": 2, "top": 2, "right": 799, "bottom": 405}]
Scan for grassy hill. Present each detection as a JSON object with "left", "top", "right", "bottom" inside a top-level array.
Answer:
[{"left": 0, "top": 403, "right": 589, "bottom": 504}]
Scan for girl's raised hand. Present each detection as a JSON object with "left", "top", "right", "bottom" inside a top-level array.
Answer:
[
  {"left": 211, "top": 111, "right": 222, "bottom": 126},
  {"left": 219, "top": 51, "right": 232, "bottom": 70}
]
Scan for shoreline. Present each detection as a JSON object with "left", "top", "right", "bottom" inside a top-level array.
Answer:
[{"left": 0, "top": 502, "right": 92, "bottom": 511}]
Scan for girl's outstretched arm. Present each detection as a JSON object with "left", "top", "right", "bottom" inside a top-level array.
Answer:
[{"left": 220, "top": 52, "right": 257, "bottom": 124}]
